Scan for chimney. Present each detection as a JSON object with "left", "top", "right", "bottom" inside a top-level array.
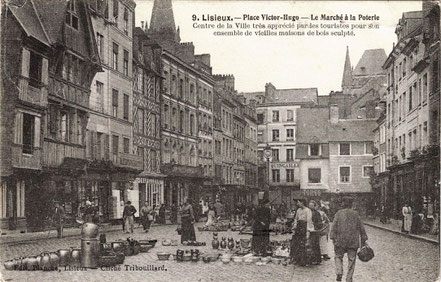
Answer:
[{"left": 330, "top": 104, "right": 339, "bottom": 124}]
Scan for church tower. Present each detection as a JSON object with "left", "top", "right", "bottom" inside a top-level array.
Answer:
[
  {"left": 148, "top": 0, "right": 180, "bottom": 43},
  {"left": 341, "top": 46, "right": 353, "bottom": 94}
]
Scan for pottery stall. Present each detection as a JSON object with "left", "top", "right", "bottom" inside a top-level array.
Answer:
[{"left": 3, "top": 223, "right": 157, "bottom": 272}]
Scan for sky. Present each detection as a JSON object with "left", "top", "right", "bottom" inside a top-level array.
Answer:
[{"left": 134, "top": 1, "right": 422, "bottom": 96}]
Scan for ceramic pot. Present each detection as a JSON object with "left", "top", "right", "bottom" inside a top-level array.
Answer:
[
  {"left": 19, "top": 257, "right": 28, "bottom": 271},
  {"left": 70, "top": 248, "right": 81, "bottom": 266},
  {"left": 81, "top": 223, "right": 99, "bottom": 239},
  {"left": 49, "top": 252, "right": 60, "bottom": 270},
  {"left": 227, "top": 238, "right": 234, "bottom": 250},
  {"left": 111, "top": 241, "right": 123, "bottom": 253},
  {"left": 211, "top": 237, "right": 219, "bottom": 249},
  {"left": 39, "top": 252, "right": 52, "bottom": 271},
  {"left": 4, "top": 260, "right": 16, "bottom": 270},
  {"left": 26, "top": 256, "right": 39, "bottom": 271},
  {"left": 220, "top": 237, "right": 227, "bottom": 249},
  {"left": 176, "top": 249, "right": 184, "bottom": 262},
  {"left": 58, "top": 249, "right": 71, "bottom": 267}
]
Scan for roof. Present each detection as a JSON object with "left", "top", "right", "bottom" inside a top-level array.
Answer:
[
  {"left": 33, "top": 0, "right": 69, "bottom": 45},
  {"left": 353, "top": 49, "right": 387, "bottom": 76},
  {"left": 296, "top": 107, "right": 330, "bottom": 143},
  {"left": 317, "top": 96, "right": 330, "bottom": 107},
  {"left": 8, "top": 0, "right": 50, "bottom": 46},
  {"left": 271, "top": 88, "right": 318, "bottom": 104},
  {"left": 329, "top": 119, "right": 377, "bottom": 142}
]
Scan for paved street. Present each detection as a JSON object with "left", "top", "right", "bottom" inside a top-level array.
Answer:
[{"left": 0, "top": 223, "right": 439, "bottom": 282}]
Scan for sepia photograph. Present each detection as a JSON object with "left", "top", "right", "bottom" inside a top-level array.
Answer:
[{"left": 0, "top": 0, "right": 440, "bottom": 281}]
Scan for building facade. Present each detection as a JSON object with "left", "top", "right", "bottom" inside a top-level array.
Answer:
[
  {"left": 88, "top": 0, "right": 142, "bottom": 221},
  {"left": 378, "top": 3, "right": 440, "bottom": 218},
  {"left": 132, "top": 27, "right": 165, "bottom": 210}
]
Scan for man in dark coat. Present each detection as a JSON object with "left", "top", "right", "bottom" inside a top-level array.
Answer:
[
  {"left": 330, "top": 197, "right": 368, "bottom": 282},
  {"left": 53, "top": 202, "right": 65, "bottom": 238},
  {"left": 252, "top": 199, "right": 271, "bottom": 256},
  {"left": 123, "top": 201, "right": 137, "bottom": 233}
]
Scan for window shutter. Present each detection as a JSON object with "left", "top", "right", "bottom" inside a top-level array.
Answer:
[
  {"left": 34, "top": 116, "right": 40, "bottom": 148},
  {"left": 21, "top": 48, "right": 30, "bottom": 78},
  {"left": 104, "top": 134, "right": 110, "bottom": 160},
  {"left": 113, "top": 43, "right": 118, "bottom": 54},
  {"left": 123, "top": 8, "right": 128, "bottom": 20},
  {"left": 113, "top": 0, "right": 118, "bottom": 17}
]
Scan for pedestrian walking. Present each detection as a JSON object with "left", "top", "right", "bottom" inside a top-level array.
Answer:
[
  {"left": 140, "top": 201, "right": 153, "bottom": 232},
  {"left": 180, "top": 199, "right": 196, "bottom": 243},
  {"left": 330, "top": 196, "right": 368, "bottom": 282},
  {"left": 319, "top": 205, "right": 331, "bottom": 260},
  {"left": 158, "top": 204, "right": 166, "bottom": 224},
  {"left": 290, "top": 198, "right": 313, "bottom": 266},
  {"left": 309, "top": 200, "right": 322, "bottom": 265},
  {"left": 251, "top": 199, "right": 271, "bottom": 256},
  {"left": 123, "top": 201, "right": 137, "bottom": 233},
  {"left": 53, "top": 201, "right": 65, "bottom": 239},
  {"left": 204, "top": 203, "right": 216, "bottom": 227},
  {"left": 171, "top": 203, "right": 178, "bottom": 224},
  {"left": 214, "top": 199, "right": 224, "bottom": 219},
  {"left": 83, "top": 200, "right": 95, "bottom": 223},
  {"left": 402, "top": 204, "right": 412, "bottom": 233}
]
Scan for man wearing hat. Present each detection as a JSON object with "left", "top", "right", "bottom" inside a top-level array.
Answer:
[
  {"left": 123, "top": 201, "right": 137, "bottom": 233},
  {"left": 53, "top": 201, "right": 65, "bottom": 238},
  {"left": 330, "top": 196, "right": 368, "bottom": 282},
  {"left": 251, "top": 198, "right": 271, "bottom": 256}
]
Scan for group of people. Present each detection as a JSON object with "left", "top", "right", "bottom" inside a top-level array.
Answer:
[{"left": 248, "top": 196, "right": 368, "bottom": 282}]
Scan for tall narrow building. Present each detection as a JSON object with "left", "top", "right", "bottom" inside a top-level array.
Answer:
[{"left": 342, "top": 46, "right": 353, "bottom": 94}]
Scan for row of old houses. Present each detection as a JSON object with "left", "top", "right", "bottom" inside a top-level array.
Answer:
[{"left": 0, "top": 0, "right": 259, "bottom": 231}]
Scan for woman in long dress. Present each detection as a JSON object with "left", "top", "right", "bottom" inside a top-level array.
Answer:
[
  {"left": 180, "top": 199, "right": 196, "bottom": 243},
  {"left": 318, "top": 206, "right": 331, "bottom": 260},
  {"left": 309, "top": 200, "right": 322, "bottom": 265},
  {"left": 204, "top": 204, "right": 216, "bottom": 227},
  {"left": 290, "top": 198, "right": 313, "bottom": 266},
  {"left": 402, "top": 204, "right": 412, "bottom": 233}
]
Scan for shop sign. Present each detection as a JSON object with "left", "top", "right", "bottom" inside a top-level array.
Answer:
[
  {"left": 302, "top": 189, "right": 323, "bottom": 197},
  {"left": 270, "top": 162, "right": 299, "bottom": 169}
]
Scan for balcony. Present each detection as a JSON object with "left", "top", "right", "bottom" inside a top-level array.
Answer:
[
  {"left": 43, "top": 139, "right": 86, "bottom": 167},
  {"left": 11, "top": 144, "right": 42, "bottom": 170},
  {"left": 18, "top": 76, "right": 48, "bottom": 107},
  {"left": 48, "top": 77, "right": 89, "bottom": 108},
  {"left": 161, "top": 163, "right": 204, "bottom": 178}
]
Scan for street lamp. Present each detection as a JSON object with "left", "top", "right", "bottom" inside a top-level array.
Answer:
[{"left": 263, "top": 144, "right": 272, "bottom": 199}]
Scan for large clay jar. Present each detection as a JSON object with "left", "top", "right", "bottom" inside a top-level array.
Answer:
[
  {"left": 26, "top": 256, "right": 39, "bottom": 271},
  {"left": 49, "top": 252, "right": 60, "bottom": 270},
  {"left": 81, "top": 222, "right": 99, "bottom": 239},
  {"left": 70, "top": 248, "right": 81, "bottom": 267},
  {"left": 39, "top": 252, "right": 52, "bottom": 271},
  {"left": 212, "top": 236, "right": 219, "bottom": 249},
  {"left": 58, "top": 249, "right": 71, "bottom": 267}
]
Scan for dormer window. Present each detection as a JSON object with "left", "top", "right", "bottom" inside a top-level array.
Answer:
[{"left": 66, "top": 0, "right": 79, "bottom": 30}]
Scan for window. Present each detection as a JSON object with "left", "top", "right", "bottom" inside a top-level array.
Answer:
[
  {"left": 272, "top": 111, "right": 279, "bottom": 122},
  {"left": 409, "top": 86, "right": 413, "bottom": 110},
  {"left": 179, "top": 79, "right": 184, "bottom": 98},
  {"left": 272, "top": 148, "right": 279, "bottom": 161},
  {"left": 151, "top": 150, "right": 157, "bottom": 171},
  {"left": 272, "top": 129, "right": 279, "bottom": 141},
  {"left": 123, "top": 7, "right": 129, "bottom": 35},
  {"left": 309, "top": 144, "right": 321, "bottom": 156},
  {"left": 423, "top": 74, "right": 428, "bottom": 102},
  {"left": 190, "top": 114, "right": 194, "bottom": 135},
  {"left": 123, "top": 94, "right": 129, "bottom": 120},
  {"left": 112, "top": 89, "right": 118, "bottom": 117},
  {"left": 29, "top": 51, "right": 42, "bottom": 87},
  {"left": 123, "top": 50, "right": 129, "bottom": 76},
  {"left": 287, "top": 110, "right": 294, "bottom": 121},
  {"left": 123, "top": 137, "right": 129, "bottom": 154},
  {"left": 112, "top": 135, "right": 119, "bottom": 157},
  {"left": 151, "top": 113, "right": 157, "bottom": 137},
  {"left": 60, "top": 111, "right": 69, "bottom": 142},
  {"left": 339, "top": 143, "right": 350, "bottom": 155},
  {"left": 286, "top": 128, "right": 294, "bottom": 140},
  {"left": 286, "top": 169, "right": 295, "bottom": 183},
  {"left": 272, "top": 169, "right": 280, "bottom": 183},
  {"left": 96, "top": 81, "right": 104, "bottom": 112},
  {"left": 363, "top": 166, "right": 373, "bottom": 178},
  {"left": 112, "top": 43, "right": 119, "bottom": 70},
  {"left": 257, "top": 113, "right": 264, "bottom": 124},
  {"left": 138, "top": 108, "right": 144, "bottom": 134},
  {"left": 402, "top": 58, "right": 407, "bottom": 77},
  {"left": 179, "top": 110, "right": 184, "bottom": 132},
  {"left": 286, "top": 148, "right": 294, "bottom": 161},
  {"left": 22, "top": 113, "right": 34, "bottom": 154},
  {"left": 113, "top": 0, "right": 119, "bottom": 19},
  {"left": 339, "top": 166, "right": 351, "bottom": 183},
  {"left": 66, "top": 0, "right": 79, "bottom": 29},
  {"left": 96, "top": 33, "right": 104, "bottom": 59},
  {"left": 308, "top": 168, "right": 321, "bottom": 183},
  {"left": 433, "top": 60, "right": 439, "bottom": 91},
  {"left": 364, "top": 142, "right": 373, "bottom": 154}
]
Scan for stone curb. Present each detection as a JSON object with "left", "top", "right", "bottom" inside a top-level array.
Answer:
[{"left": 363, "top": 222, "right": 439, "bottom": 245}]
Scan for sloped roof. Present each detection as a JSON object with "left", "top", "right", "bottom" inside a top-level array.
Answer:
[
  {"left": 272, "top": 88, "right": 318, "bottom": 104},
  {"left": 296, "top": 107, "right": 330, "bottom": 143},
  {"left": 353, "top": 49, "right": 387, "bottom": 76},
  {"left": 34, "top": 0, "right": 69, "bottom": 45},
  {"left": 329, "top": 119, "right": 377, "bottom": 142},
  {"left": 8, "top": 0, "right": 50, "bottom": 46},
  {"left": 342, "top": 46, "right": 353, "bottom": 87}
]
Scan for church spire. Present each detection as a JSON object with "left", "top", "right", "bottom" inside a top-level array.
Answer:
[
  {"left": 148, "top": 0, "right": 178, "bottom": 42},
  {"left": 341, "top": 46, "right": 353, "bottom": 94}
]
